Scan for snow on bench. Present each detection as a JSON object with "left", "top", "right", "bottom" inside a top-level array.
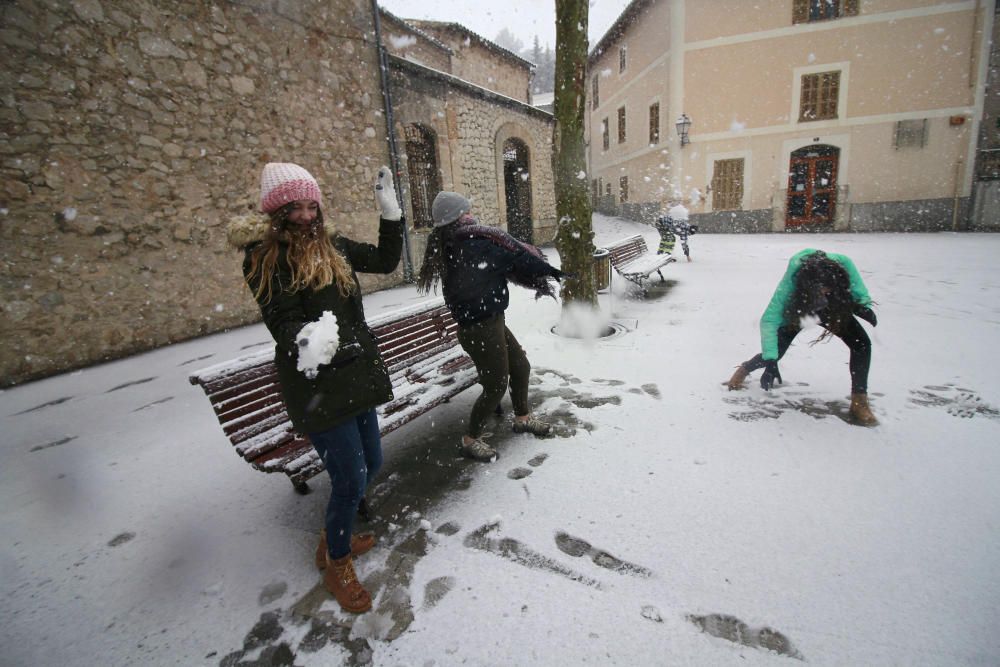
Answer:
[
  {"left": 189, "top": 298, "right": 478, "bottom": 493},
  {"left": 606, "top": 234, "right": 676, "bottom": 295}
]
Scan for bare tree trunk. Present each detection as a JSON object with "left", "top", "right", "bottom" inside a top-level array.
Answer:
[{"left": 553, "top": 0, "right": 597, "bottom": 307}]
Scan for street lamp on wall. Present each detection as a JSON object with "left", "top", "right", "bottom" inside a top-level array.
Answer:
[{"left": 675, "top": 113, "right": 691, "bottom": 147}]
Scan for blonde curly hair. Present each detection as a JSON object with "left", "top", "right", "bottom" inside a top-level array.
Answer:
[{"left": 246, "top": 204, "right": 354, "bottom": 303}]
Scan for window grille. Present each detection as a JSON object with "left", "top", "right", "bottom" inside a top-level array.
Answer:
[
  {"left": 619, "top": 45, "right": 627, "bottom": 73},
  {"left": 592, "top": 74, "right": 599, "bottom": 109},
  {"left": 403, "top": 124, "right": 441, "bottom": 228},
  {"left": 792, "top": 0, "right": 858, "bottom": 24},
  {"left": 618, "top": 106, "right": 626, "bottom": 144},
  {"left": 894, "top": 119, "right": 928, "bottom": 149},
  {"left": 799, "top": 71, "right": 840, "bottom": 121},
  {"left": 602, "top": 118, "right": 610, "bottom": 150},
  {"left": 619, "top": 175, "right": 629, "bottom": 203}
]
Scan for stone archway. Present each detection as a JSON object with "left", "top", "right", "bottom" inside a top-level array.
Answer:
[
  {"left": 494, "top": 122, "right": 539, "bottom": 241},
  {"left": 502, "top": 137, "right": 533, "bottom": 243}
]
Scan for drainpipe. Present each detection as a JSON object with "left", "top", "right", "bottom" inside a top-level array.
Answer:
[
  {"left": 952, "top": 155, "right": 965, "bottom": 231},
  {"left": 371, "top": 0, "right": 414, "bottom": 282}
]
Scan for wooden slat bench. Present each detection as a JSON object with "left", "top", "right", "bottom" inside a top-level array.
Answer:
[
  {"left": 606, "top": 234, "right": 676, "bottom": 295},
  {"left": 189, "top": 298, "right": 478, "bottom": 494}
]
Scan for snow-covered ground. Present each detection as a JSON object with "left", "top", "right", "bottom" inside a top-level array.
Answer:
[{"left": 2, "top": 215, "right": 999, "bottom": 666}]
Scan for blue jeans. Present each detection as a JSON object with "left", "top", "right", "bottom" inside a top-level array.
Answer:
[{"left": 308, "top": 409, "right": 382, "bottom": 560}]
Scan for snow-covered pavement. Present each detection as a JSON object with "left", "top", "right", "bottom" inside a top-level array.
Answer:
[{"left": 2, "top": 216, "right": 999, "bottom": 666}]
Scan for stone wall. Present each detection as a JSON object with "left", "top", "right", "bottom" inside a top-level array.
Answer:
[
  {"left": 379, "top": 12, "right": 451, "bottom": 72},
  {"left": 388, "top": 57, "right": 557, "bottom": 267},
  {"left": 0, "top": 0, "right": 399, "bottom": 386},
  {"left": 408, "top": 23, "right": 531, "bottom": 103}
]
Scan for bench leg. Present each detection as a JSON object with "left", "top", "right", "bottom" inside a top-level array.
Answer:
[
  {"left": 291, "top": 478, "right": 311, "bottom": 495},
  {"left": 657, "top": 269, "right": 665, "bottom": 282},
  {"left": 357, "top": 497, "right": 371, "bottom": 522}
]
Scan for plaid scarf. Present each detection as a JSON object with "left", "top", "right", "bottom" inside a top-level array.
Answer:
[{"left": 452, "top": 215, "right": 556, "bottom": 300}]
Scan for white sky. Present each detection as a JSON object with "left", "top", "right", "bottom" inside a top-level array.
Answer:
[{"left": 377, "top": 0, "right": 633, "bottom": 53}]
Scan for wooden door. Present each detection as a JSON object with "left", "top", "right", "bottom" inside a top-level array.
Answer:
[{"left": 787, "top": 145, "right": 838, "bottom": 226}]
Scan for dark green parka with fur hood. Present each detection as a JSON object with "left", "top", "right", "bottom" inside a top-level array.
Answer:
[{"left": 228, "top": 214, "right": 404, "bottom": 434}]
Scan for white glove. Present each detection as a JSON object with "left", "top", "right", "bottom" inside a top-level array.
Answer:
[{"left": 374, "top": 166, "right": 402, "bottom": 221}]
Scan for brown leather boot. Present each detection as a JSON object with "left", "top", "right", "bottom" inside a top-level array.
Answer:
[
  {"left": 849, "top": 393, "right": 878, "bottom": 426},
  {"left": 316, "top": 530, "right": 377, "bottom": 570},
  {"left": 725, "top": 365, "right": 749, "bottom": 390},
  {"left": 323, "top": 554, "right": 372, "bottom": 614}
]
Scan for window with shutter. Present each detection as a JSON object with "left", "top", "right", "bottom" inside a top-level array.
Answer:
[
  {"left": 799, "top": 71, "right": 840, "bottom": 121},
  {"left": 649, "top": 103, "right": 660, "bottom": 145},
  {"left": 592, "top": 74, "right": 599, "bottom": 109},
  {"left": 619, "top": 45, "right": 627, "bottom": 73},
  {"left": 711, "top": 159, "right": 744, "bottom": 211},
  {"left": 602, "top": 118, "right": 609, "bottom": 150},
  {"left": 793, "top": 0, "right": 859, "bottom": 24},
  {"left": 618, "top": 106, "right": 626, "bottom": 144}
]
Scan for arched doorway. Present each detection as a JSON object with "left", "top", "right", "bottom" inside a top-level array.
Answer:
[
  {"left": 502, "top": 137, "right": 533, "bottom": 243},
  {"left": 786, "top": 144, "right": 839, "bottom": 227},
  {"left": 404, "top": 124, "right": 441, "bottom": 229}
]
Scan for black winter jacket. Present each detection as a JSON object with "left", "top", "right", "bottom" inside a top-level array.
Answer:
[
  {"left": 242, "top": 219, "right": 403, "bottom": 434},
  {"left": 441, "top": 235, "right": 554, "bottom": 326}
]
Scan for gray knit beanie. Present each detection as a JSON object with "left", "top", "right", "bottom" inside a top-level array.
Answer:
[{"left": 431, "top": 191, "right": 471, "bottom": 227}]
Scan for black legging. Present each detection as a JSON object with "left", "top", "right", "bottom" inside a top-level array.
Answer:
[
  {"left": 741, "top": 315, "right": 871, "bottom": 394},
  {"left": 456, "top": 312, "right": 531, "bottom": 437}
]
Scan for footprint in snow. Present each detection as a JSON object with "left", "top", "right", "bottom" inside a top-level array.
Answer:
[{"left": 554, "top": 531, "right": 653, "bottom": 578}]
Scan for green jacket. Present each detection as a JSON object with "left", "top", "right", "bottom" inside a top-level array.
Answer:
[
  {"left": 240, "top": 219, "right": 403, "bottom": 434},
  {"left": 759, "top": 248, "right": 872, "bottom": 360}
]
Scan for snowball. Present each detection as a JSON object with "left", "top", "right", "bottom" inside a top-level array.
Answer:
[
  {"left": 62, "top": 207, "right": 78, "bottom": 222},
  {"left": 556, "top": 303, "right": 607, "bottom": 340},
  {"left": 390, "top": 35, "right": 417, "bottom": 48},
  {"left": 576, "top": 171, "right": 587, "bottom": 179},
  {"left": 296, "top": 311, "right": 340, "bottom": 379},
  {"left": 668, "top": 204, "right": 689, "bottom": 221}
]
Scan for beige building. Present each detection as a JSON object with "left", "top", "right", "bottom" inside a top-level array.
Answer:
[{"left": 587, "top": 0, "right": 996, "bottom": 232}]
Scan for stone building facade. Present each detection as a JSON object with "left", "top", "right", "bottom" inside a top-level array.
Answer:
[
  {"left": 0, "top": 0, "right": 557, "bottom": 387},
  {"left": 0, "top": 0, "right": 397, "bottom": 386},
  {"left": 380, "top": 11, "right": 556, "bottom": 265},
  {"left": 405, "top": 20, "right": 535, "bottom": 103}
]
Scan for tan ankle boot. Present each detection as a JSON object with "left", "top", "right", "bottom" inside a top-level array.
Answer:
[
  {"left": 323, "top": 554, "right": 372, "bottom": 614},
  {"left": 317, "top": 530, "right": 377, "bottom": 570},
  {"left": 725, "top": 365, "right": 749, "bottom": 390},
  {"left": 849, "top": 393, "right": 878, "bottom": 426}
]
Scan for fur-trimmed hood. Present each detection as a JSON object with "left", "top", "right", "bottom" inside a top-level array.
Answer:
[{"left": 226, "top": 213, "right": 337, "bottom": 249}]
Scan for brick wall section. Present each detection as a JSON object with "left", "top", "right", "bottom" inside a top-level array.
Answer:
[{"left": 0, "top": 0, "right": 398, "bottom": 386}]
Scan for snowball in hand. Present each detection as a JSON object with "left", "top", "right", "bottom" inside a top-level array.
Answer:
[{"left": 296, "top": 311, "right": 340, "bottom": 379}]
